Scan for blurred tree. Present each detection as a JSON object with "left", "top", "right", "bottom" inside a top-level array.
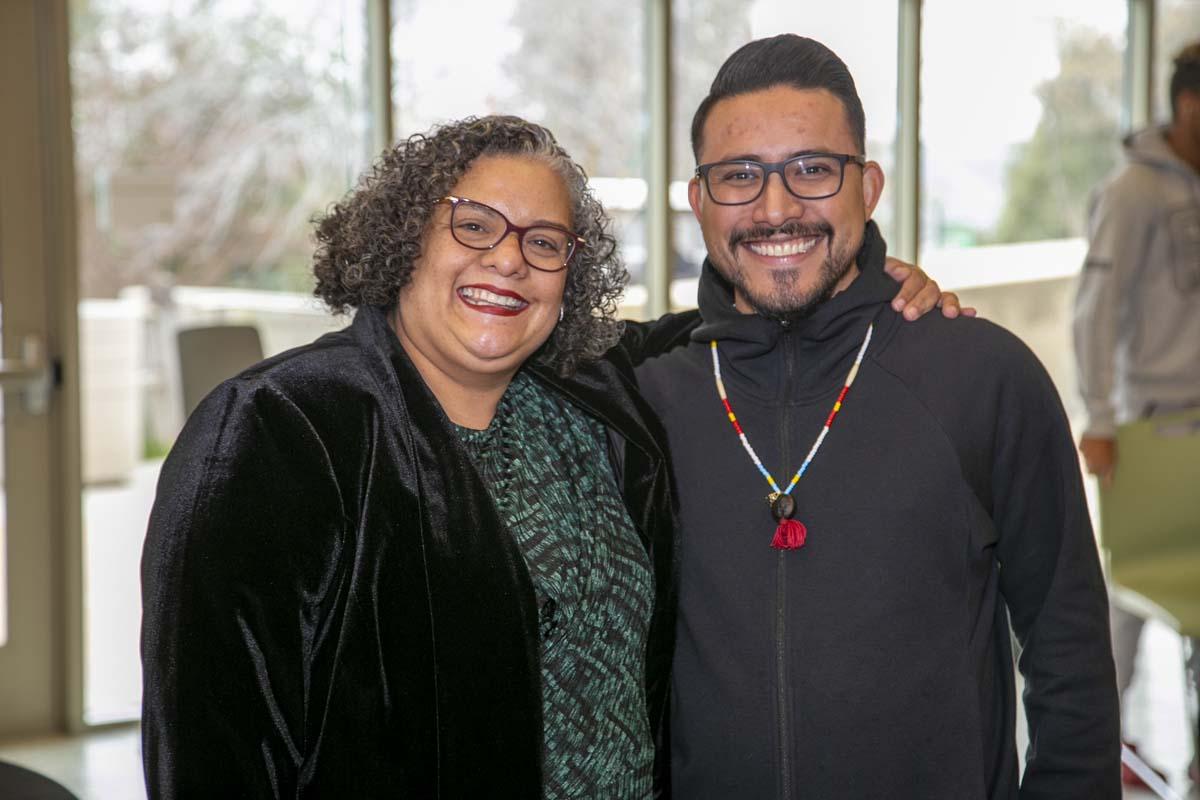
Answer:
[
  {"left": 670, "top": 0, "right": 752, "bottom": 177},
  {"left": 992, "top": 29, "right": 1123, "bottom": 244},
  {"left": 503, "top": 1, "right": 644, "bottom": 177},
  {"left": 71, "top": 0, "right": 367, "bottom": 297},
  {"left": 503, "top": 0, "right": 750, "bottom": 179}
]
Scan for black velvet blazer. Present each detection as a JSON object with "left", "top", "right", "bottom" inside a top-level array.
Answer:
[{"left": 140, "top": 304, "right": 679, "bottom": 798}]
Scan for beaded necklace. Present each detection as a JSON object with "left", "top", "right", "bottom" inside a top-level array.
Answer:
[{"left": 710, "top": 323, "right": 873, "bottom": 549}]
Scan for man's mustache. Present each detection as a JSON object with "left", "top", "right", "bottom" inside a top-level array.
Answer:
[{"left": 728, "top": 221, "right": 833, "bottom": 251}]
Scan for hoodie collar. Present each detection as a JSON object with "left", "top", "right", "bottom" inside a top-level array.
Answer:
[
  {"left": 1124, "top": 126, "right": 1199, "bottom": 180},
  {"left": 692, "top": 220, "right": 897, "bottom": 402}
]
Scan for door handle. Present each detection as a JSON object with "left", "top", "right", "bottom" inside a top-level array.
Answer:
[{"left": 0, "top": 335, "right": 53, "bottom": 415}]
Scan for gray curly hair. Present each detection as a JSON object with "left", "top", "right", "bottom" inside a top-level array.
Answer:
[{"left": 312, "top": 115, "right": 627, "bottom": 376}]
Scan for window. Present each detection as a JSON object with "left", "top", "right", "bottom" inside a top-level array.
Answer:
[
  {"left": 71, "top": 0, "right": 371, "bottom": 725},
  {"left": 920, "top": 0, "right": 1126, "bottom": 289}
]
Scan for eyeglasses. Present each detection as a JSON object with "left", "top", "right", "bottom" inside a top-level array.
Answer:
[
  {"left": 695, "top": 153, "right": 866, "bottom": 205},
  {"left": 437, "top": 195, "right": 584, "bottom": 273}
]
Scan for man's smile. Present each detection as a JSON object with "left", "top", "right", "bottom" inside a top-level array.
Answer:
[{"left": 744, "top": 236, "right": 823, "bottom": 258}]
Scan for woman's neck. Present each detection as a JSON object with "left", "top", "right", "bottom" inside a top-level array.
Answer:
[
  {"left": 423, "top": 369, "right": 511, "bottom": 430},
  {"left": 389, "top": 310, "right": 514, "bottom": 430}
]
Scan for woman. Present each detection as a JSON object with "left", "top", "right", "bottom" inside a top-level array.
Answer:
[{"left": 141, "top": 115, "right": 953, "bottom": 798}]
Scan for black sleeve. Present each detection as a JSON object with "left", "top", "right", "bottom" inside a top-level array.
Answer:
[
  {"left": 617, "top": 310, "right": 702, "bottom": 367},
  {"left": 989, "top": 345, "right": 1122, "bottom": 799},
  {"left": 140, "top": 380, "right": 347, "bottom": 799}
]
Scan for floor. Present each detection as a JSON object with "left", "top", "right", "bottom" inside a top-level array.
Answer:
[
  {"left": 1119, "top": 619, "right": 1199, "bottom": 799},
  {"left": 81, "top": 460, "right": 162, "bottom": 725},
  {"left": 0, "top": 725, "right": 141, "bottom": 800},
  {"left": 0, "top": 621, "right": 1194, "bottom": 800}
]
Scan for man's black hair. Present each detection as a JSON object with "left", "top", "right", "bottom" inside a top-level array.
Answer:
[
  {"left": 690, "top": 34, "right": 866, "bottom": 163},
  {"left": 1170, "top": 41, "right": 1200, "bottom": 119}
]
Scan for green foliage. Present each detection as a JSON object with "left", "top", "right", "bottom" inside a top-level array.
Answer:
[
  {"left": 992, "top": 30, "right": 1122, "bottom": 244},
  {"left": 142, "top": 433, "right": 172, "bottom": 461}
]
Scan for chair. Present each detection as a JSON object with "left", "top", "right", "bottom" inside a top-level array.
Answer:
[
  {"left": 177, "top": 324, "right": 264, "bottom": 416},
  {"left": 0, "top": 761, "right": 79, "bottom": 800}
]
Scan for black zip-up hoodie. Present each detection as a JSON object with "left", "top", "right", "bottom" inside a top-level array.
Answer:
[{"left": 630, "top": 222, "right": 1120, "bottom": 799}]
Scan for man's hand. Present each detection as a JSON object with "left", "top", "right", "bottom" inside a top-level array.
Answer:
[
  {"left": 884, "top": 257, "right": 978, "bottom": 321},
  {"left": 1079, "top": 436, "right": 1117, "bottom": 487}
]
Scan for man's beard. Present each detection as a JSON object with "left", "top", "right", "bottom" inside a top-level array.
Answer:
[{"left": 718, "top": 221, "right": 855, "bottom": 322}]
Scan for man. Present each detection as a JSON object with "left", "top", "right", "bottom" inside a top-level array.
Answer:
[
  {"left": 1074, "top": 40, "right": 1200, "bottom": 787},
  {"left": 628, "top": 35, "right": 1120, "bottom": 798}
]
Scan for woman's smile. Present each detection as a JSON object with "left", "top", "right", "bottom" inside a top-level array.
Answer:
[{"left": 457, "top": 283, "right": 530, "bottom": 316}]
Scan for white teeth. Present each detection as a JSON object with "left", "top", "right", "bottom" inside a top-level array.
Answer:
[
  {"left": 459, "top": 287, "right": 527, "bottom": 309},
  {"left": 746, "top": 237, "right": 819, "bottom": 257}
]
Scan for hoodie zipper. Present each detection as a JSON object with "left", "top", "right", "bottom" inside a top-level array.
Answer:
[{"left": 776, "top": 324, "right": 794, "bottom": 800}]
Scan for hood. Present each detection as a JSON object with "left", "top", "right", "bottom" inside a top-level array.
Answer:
[
  {"left": 1124, "top": 126, "right": 1197, "bottom": 180},
  {"left": 691, "top": 220, "right": 897, "bottom": 402}
]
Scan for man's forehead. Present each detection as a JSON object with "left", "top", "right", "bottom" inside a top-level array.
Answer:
[{"left": 700, "top": 86, "right": 855, "bottom": 161}]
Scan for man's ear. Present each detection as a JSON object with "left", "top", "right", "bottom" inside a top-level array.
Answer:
[
  {"left": 688, "top": 176, "right": 704, "bottom": 222},
  {"left": 861, "top": 161, "right": 885, "bottom": 219}
]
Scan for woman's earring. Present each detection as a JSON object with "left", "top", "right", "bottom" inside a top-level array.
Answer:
[{"left": 559, "top": 306, "right": 565, "bottom": 323}]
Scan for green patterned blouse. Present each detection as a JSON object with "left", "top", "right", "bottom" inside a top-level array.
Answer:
[{"left": 454, "top": 370, "right": 654, "bottom": 799}]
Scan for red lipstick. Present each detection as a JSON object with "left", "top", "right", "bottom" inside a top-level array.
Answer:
[{"left": 457, "top": 284, "right": 530, "bottom": 317}]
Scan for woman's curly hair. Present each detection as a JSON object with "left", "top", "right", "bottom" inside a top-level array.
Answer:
[{"left": 312, "top": 115, "right": 627, "bottom": 376}]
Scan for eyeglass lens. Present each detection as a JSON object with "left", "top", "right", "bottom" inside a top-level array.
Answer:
[
  {"left": 706, "top": 155, "right": 846, "bottom": 203},
  {"left": 450, "top": 200, "right": 574, "bottom": 269}
]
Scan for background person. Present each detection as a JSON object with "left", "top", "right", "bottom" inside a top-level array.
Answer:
[{"left": 1074, "top": 40, "right": 1200, "bottom": 789}]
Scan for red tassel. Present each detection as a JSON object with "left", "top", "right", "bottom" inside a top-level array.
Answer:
[{"left": 771, "top": 519, "right": 807, "bottom": 550}]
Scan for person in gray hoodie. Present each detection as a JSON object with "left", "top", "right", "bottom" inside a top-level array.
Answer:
[{"left": 1073, "top": 40, "right": 1200, "bottom": 787}]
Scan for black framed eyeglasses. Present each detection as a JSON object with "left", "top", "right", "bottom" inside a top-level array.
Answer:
[
  {"left": 437, "top": 195, "right": 584, "bottom": 273},
  {"left": 695, "top": 153, "right": 867, "bottom": 205}
]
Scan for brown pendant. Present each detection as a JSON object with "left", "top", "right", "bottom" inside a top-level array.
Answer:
[{"left": 770, "top": 492, "right": 796, "bottom": 521}]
